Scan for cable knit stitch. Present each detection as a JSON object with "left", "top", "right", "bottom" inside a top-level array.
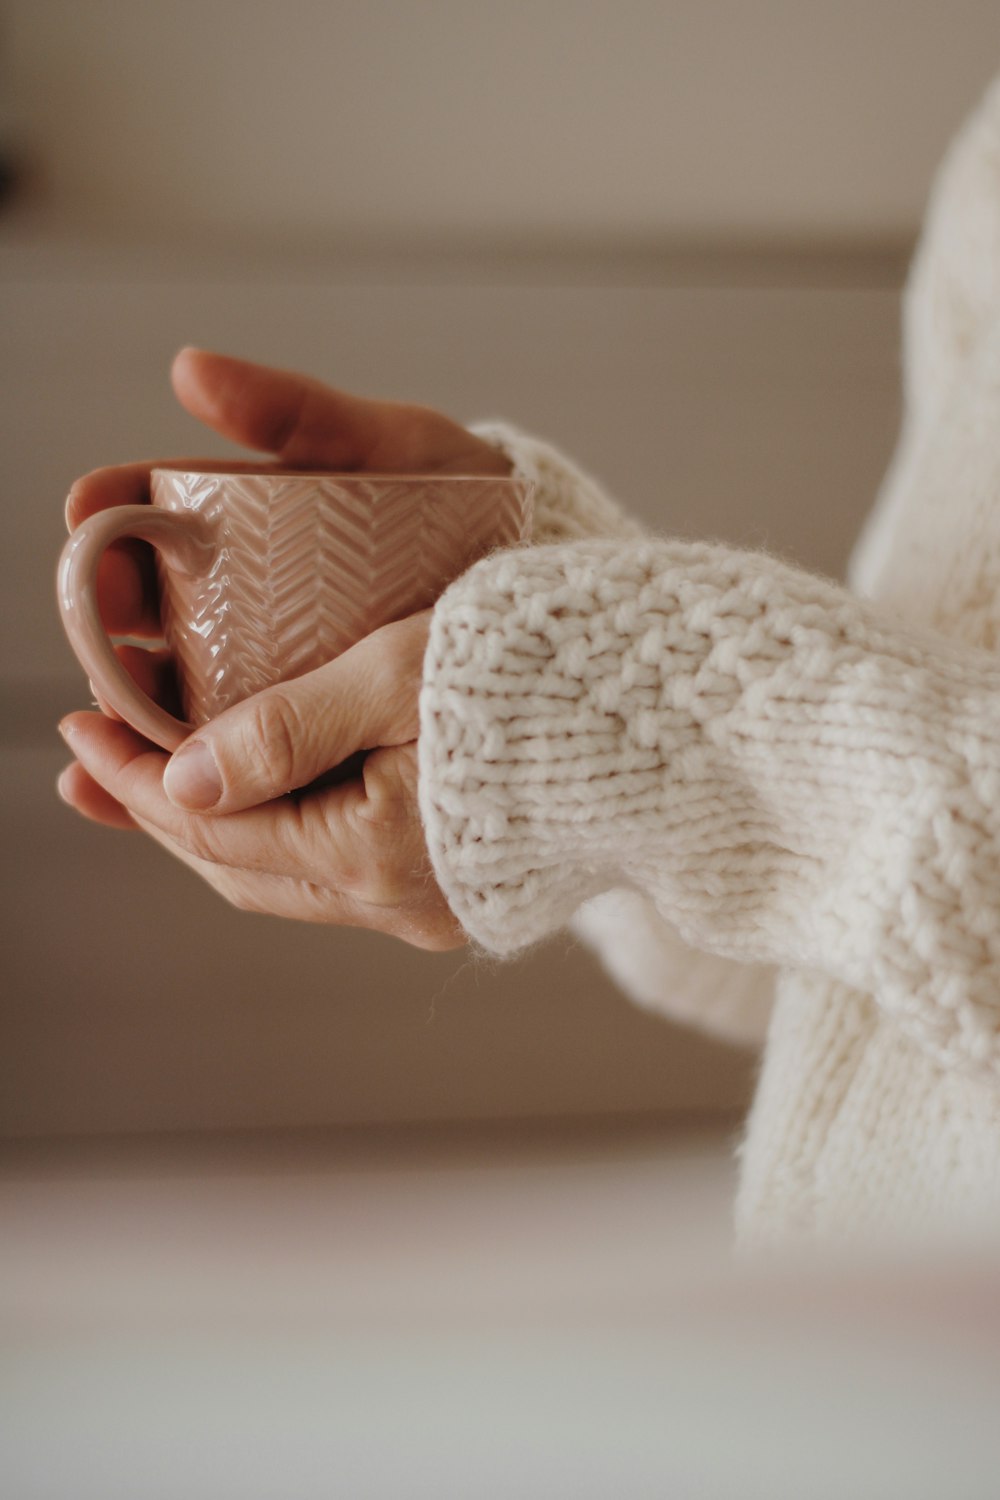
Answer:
[
  {"left": 468, "top": 419, "right": 777, "bottom": 1050},
  {"left": 417, "top": 73, "right": 1000, "bottom": 1243},
  {"left": 419, "top": 537, "right": 1000, "bottom": 1083}
]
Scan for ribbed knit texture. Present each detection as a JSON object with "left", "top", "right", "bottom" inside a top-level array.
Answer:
[
  {"left": 416, "top": 74, "right": 1000, "bottom": 1244},
  {"left": 419, "top": 534, "right": 1000, "bottom": 1081},
  {"left": 468, "top": 420, "right": 779, "bottom": 1052}
]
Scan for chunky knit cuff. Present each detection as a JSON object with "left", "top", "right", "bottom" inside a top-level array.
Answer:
[
  {"left": 418, "top": 535, "right": 1000, "bottom": 1080},
  {"left": 465, "top": 421, "right": 777, "bottom": 1048}
]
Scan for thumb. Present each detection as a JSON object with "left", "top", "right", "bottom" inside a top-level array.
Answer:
[
  {"left": 161, "top": 616, "right": 428, "bottom": 814},
  {"left": 170, "top": 347, "right": 388, "bottom": 470}
]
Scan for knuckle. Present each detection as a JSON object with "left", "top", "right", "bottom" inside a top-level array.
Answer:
[
  {"left": 339, "top": 862, "right": 372, "bottom": 902},
  {"left": 294, "top": 878, "right": 335, "bottom": 923},
  {"left": 354, "top": 821, "right": 429, "bottom": 910},
  {"left": 357, "top": 748, "right": 415, "bottom": 827},
  {"left": 179, "top": 816, "right": 225, "bottom": 866},
  {"left": 364, "top": 633, "right": 423, "bottom": 740},
  {"left": 239, "top": 689, "right": 306, "bottom": 795}
]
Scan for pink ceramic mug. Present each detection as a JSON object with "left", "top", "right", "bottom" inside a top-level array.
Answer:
[{"left": 58, "top": 467, "right": 534, "bottom": 752}]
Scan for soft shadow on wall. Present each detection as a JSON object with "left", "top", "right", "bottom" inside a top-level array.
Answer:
[{"left": 2, "top": 1, "right": 998, "bottom": 1140}]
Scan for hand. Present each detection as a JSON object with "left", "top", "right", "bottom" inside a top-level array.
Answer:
[
  {"left": 59, "top": 608, "right": 466, "bottom": 949},
  {"left": 62, "top": 344, "right": 511, "bottom": 742},
  {"left": 58, "top": 347, "right": 506, "bottom": 945}
]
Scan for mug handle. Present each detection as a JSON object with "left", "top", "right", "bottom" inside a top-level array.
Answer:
[{"left": 57, "top": 505, "right": 215, "bottom": 752}]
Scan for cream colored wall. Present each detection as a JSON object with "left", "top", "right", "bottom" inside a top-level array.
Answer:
[
  {"left": 2, "top": 4, "right": 991, "bottom": 1136},
  {"left": 5, "top": 0, "right": 999, "bottom": 246},
  {"left": 2, "top": 249, "right": 899, "bottom": 1137}
]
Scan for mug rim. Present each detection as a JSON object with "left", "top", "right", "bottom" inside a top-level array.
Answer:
[{"left": 150, "top": 466, "right": 526, "bottom": 483}]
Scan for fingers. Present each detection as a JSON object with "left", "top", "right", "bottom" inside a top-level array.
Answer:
[
  {"left": 130, "top": 799, "right": 461, "bottom": 946},
  {"left": 160, "top": 612, "right": 429, "bottom": 815},
  {"left": 169, "top": 347, "right": 511, "bottom": 476},
  {"left": 64, "top": 351, "right": 511, "bottom": 642},
  {"left": 93, "top": 543, "right": 163, "bottom": 638},
  {"left": 90, "top": 645, "right": 180, "bottom": 723},
  {"left": 58, "top": 713, "right": 465, "bottom": 949},
  {"left": 67, "top": 355, "right": 510, "bottom": 535},
  {"left": 127, "top": 809, "right": 365, "bottom": 926},
  {"left": 132, "top": 811, "right": 458, "bottom": 943},
  {"left": 66, "top": 464, "right": 163, "bottom": 637},
  {"left": 66, "top": 461, "right": 176, "bottom": 639},
  {"left": 59, "top": 711, "right": 371, "bottom": 889},
  {"left": 65, "top": 460, "right": 155, "bottom": 530},
  {"left": 56, "top": 744, "right": 426, "bottom": 934},
  {"left": 66, "top": 456, "right": 301, "bottom": 636},
  {"left": 65, "top": 452, "right": 319, "bottom": 530},
  {"left": 66, "top": 457, "right": 212, "bottom": 529},
  {"left": 171, "top": 348, "right": 386, "bottom": 470},
  {"left": 117, "top": 643, "right": 180, "bottom": 710},
  {"left": 57, "top": 761, "right": 139, "bottom": 830}
]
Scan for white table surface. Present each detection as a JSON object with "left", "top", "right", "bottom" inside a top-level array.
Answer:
[{"left": 3, "top": 1124, "right": 999, "bottom": 1499}]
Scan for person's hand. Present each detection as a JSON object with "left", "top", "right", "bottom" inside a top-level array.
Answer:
[
  {"left": 57, "top": 347, "right": 507, "bottom": 945},
  {"left": 59, "top": 607, "right": 466, "bottom": 949},
  {"left": 62, "top": 345, "right": 511, "bottom": 744}
]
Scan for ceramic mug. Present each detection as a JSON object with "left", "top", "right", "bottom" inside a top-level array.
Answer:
[{"left": 58, "top": 467, "right": 534, "bottom": 752}]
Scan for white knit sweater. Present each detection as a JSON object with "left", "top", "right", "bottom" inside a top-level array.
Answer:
[{"left": 417, "top": 78, "right": 1000, "bottom": 1247}]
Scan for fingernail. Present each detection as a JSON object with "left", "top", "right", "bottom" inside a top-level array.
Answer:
[
  {"left": 163, "top": 739, "right": 222, "bottom": 810},
  {"left": 56, "top": 767, "right": 74, "bottom": 803},
  {"left": 58, "top": 717, "right": 78, "bottom": 744}
]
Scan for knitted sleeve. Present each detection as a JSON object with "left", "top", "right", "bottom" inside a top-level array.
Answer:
[
  {"left": 466, "top": 421, "right": 776, "bottom": 1047},
  {"left": 417, "top": 534, "right": 1000, "bottom": 1083}
]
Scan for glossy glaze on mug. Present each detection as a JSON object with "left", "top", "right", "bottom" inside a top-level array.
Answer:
[{"left": 58, "top": 469, "right": 534, "bottom": 749}]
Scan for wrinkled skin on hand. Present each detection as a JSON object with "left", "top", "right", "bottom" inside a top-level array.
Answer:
[{"left": 58, "top": 347, "right": 509, "bottom": 949}]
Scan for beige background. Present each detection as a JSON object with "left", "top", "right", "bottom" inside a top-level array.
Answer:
[
  {"left": 2, "top": 3, "right": 997, "bottom": 1138},
  {"left": 6, "top": 19, "right": 1000, "bottom": 1488},
  {"left": 6, "top": 0, "right": 1000, "bottom": 246}
]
